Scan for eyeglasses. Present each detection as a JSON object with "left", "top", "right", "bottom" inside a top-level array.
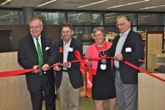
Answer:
[
  {"left": 116, "top": 22, "right": 128, "bottom": 27},
  {"left": 30, "top": 26, "right": 41, "bottom": 29},
  {"left": 93, "top": 34, "right": 103, "bottom": 37}
]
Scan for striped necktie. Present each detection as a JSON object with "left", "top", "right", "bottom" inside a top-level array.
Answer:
[{"left": 36, "top": 38, "right": 43, "bottom": 75}]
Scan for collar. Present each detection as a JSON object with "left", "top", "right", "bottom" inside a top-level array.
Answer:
[
  {"left": 119, "top": 28, "right": 131, "bottom": 37},
  {"left": 95, "top": 42, "right": 111, "bottom": 52},
  {"left": 63, "top": 38, "right": 72, "bottom": 46},
  {"left": 32, "top": 35, "right": 41, "bottom": 40}
]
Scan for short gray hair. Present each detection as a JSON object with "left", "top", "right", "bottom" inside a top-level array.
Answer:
[
  {"left": 29, "top": 17, "right": 43, "bottom": 27},
  {"left": 93, "top": 27, "right": 106, "bottom": 36},
  {"left": 116, "top": 15, "right": 131, "bottom": 22}
]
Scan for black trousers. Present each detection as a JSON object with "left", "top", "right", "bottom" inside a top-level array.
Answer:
[{"left": 30, "top": 76, "right": 55, "bottom": 110}]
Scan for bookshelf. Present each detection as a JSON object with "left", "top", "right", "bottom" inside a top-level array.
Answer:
[{"left": 145, "top": 31, "right": 164, "bottom": 72}]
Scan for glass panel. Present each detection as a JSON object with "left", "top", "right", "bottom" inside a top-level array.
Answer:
[
  {"left": 34, "top": 11, "right": 66, "bottom": 25},
  {"left": 0, "top": 10, "right": 23, "bottom": 25},
  {"left": 137, "top": 26, "right": 164, "bottom": 31},
  {"left": 138, "top": 13, "right": 164, "bottom": 26},
  {"left": 68, "top": 12, "right": 101, "bottom": 25},
  {"left": 104, "top": 26, "right": 118, "bottom": 33},
  {"left": 104, "top": 13, "right": 136, "bottom": 25},
  {"left": 73, "top": 26, "right": 93, "bottom": 45}
]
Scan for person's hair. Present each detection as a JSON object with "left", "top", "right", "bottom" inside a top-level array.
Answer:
[
  {"left": 93, "top": 27, "right": 106, "bottom": 36},
  {"left": 116, "top": 15, "right": 131, "bottom": 23},
  {"left": 29, "top": 17, "right": 43, "bottom": 27},
  {"left": 61, "top": 22, "right": 73, "bottom": 31}
]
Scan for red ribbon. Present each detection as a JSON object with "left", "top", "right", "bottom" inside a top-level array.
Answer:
[
  {"left": 124, "top": 61, "right": 165, "bottom": 82},
  {"left": 74, "top": 50, "right": 90, "bottom": 75},
  {"left": 1, "top": 50, "right": 165, "bottom": 97},
  {"left": 0, "top": 69, "right": 35, "bottom": 77},
  {"left": 74, "top": 50, "right": 92, "bottom": 98}
]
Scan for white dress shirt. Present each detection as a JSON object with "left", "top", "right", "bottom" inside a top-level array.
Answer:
[
  {"left": 114, "top": 28, "right": 131, "bottom": 68},
  {"left": 63, "top": 39, "right": 72, "bottom": 69},
  {"left": 32, "top": 35, "right": 42, "bottom": 51}
]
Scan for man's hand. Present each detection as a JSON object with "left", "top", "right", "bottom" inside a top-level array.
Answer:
[
  {"left": 114, "top": 53, "right": 123, "bottom": 61},
  {"left": 33, "top": 65, "right": 39, "bottom": 73},
  {"left": 61, "top": 62, "right": 70, "bottom": 68},
  {"left": 53, "top": 63, "right": 61, "bottom": 71},
  {"left": 42, "top": 64, "right": 49, "bottom": 71}
]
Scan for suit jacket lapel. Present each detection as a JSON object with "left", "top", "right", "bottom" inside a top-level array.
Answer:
[
  {"left": 29, "top": 35, "right": 38, "bottom": 64},
  {"left": 122, "top": 30, "right": 133, "bottom": 52},
  {"left": 41, "top": 35, "right": 46, "bottom": 61},
  {"left": 67, "top": 38, "right": 74, "bottom": 61}
]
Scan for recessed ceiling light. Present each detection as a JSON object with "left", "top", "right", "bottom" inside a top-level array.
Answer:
[
  {"left": 107, "top": 0, "right": 150, "bottom": 9},
  {"left": 0, "top": 0, "right": 11, "bottom": 5},
  {"left": 37, "top": 0, "right": 56, "bottom": 7},
  {"left": 77, "top": 0, "right": 108, "bottom": 8},
  {"left": 140, "top": 4, "right": 165, "bottom": 10}
]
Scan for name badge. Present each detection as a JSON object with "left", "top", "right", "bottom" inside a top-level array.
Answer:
[
  {"left": 125, "top": 47, "right": 132, "bottom": 52},
  {"left": 68, "top": 47, "right": 73, "bottom": 52},
  {"left": 100, "top": 64, "right": 106, "bottom": 70}
]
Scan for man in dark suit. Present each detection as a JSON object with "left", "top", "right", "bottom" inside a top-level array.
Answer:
[
  {"left": 110, "top": 15, "right": 144, "bottom": 110},
  {"left": 53, "top": 23, "right": 83, "bottom": 110},
  {"left": 18, "top": 18, "right": 55, "bottom": 110}
]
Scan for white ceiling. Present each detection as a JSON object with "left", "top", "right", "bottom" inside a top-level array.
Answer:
[{"left": 0, "top": 0, "right": 165, "bottom": 12}]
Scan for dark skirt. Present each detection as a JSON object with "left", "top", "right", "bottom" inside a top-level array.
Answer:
[{"left": 92, "top": 62, "right": 116, "bottom": 100}]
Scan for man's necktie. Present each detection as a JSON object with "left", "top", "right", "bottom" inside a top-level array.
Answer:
[{"left": 36, "top": 38, "right": 43, "bottom": 75}]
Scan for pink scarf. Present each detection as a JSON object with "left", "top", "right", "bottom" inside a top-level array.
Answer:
[{"left": 85, "top": 42, "right": 112, "bottom": 75}]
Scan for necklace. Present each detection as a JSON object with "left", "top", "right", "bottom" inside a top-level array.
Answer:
[{"left": 95, "top": 42, "right": 107, "bottom": 70}]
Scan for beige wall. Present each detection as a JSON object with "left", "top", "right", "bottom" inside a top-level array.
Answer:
[
  {"left": 0, "top": 52, "right": 32, "bottom": 110},
  {"left": 138, "top": 73, "right": 165, "bottom": 110}
]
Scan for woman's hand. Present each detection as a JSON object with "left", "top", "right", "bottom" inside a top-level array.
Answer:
[{"left": 100, "top": 53, "right": 107, "bottom": 64}]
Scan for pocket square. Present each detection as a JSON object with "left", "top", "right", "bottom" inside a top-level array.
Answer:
[{"left": 45, "top": 47, "right": 50, "bottom": 51}]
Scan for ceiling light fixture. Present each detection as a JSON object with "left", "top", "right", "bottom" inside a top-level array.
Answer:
[
  {"left": 107, "top": 0, "right": 150, "bottom": 9},
  {"left": 0, "top": 0, "right": 11, "bottom": 5},
  {"left": 37, "top": 0, "right": 56, "bottom": 7},
  {"left": 140, "top": 4, "right": 165, "bottom": 10},
  {"left": 77, "top": 0, "right": 108, "bottom": 8}
]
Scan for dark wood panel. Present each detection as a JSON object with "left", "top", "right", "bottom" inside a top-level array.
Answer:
[{"left": 0, "top": 25, "right": 61, "bottom": 52}]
